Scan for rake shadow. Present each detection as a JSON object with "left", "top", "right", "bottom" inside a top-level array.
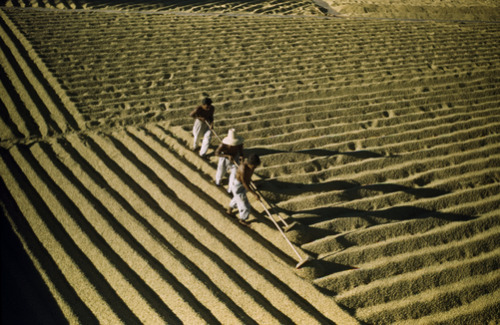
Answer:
[
  {"left": 257, "top": 177, "right": 448, "bottom": 200},
  {"left": 361, "top": 183, "right": 449, "bottom": 198}
]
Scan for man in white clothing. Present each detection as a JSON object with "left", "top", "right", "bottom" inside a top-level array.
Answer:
[
  {"left": 227, "top": 154, "right": 261, "bottom": 226},
  {"left": 215, "top": 128, "right": 244, "bottom": 192},
  {"left": 190, "top": 97, "right": 214, "bottom": 158}
]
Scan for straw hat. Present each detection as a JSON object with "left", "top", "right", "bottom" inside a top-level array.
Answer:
[{"left": 222, "top": 128, "right": 244, "bottom": 146}]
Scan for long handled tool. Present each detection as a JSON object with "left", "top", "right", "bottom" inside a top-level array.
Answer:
[
  {"left": 206, "top": 121, "right": 312, "bottom": 268},
  {"left": 207, "top": 121, "right": 223, "bottom": 142},
  {"left": 249, "top": 183, "right": 299, "bottom": 232},
  {"left": 259, "top": 198, "right": 313, "bottom": 268}
]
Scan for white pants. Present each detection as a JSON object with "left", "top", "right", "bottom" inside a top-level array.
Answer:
[
  {"left": 192, "top": 119, "right": 212, "bottom": 156},
  {"left": 215, "top": 157, "right": 239, "bottom": 192},
  {"left": 230, "top": 180, "right": 250, "bottom": 221}
]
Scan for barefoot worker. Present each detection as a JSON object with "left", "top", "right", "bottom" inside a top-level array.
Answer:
[
  {"left": 190, "top": 97, "right": 214, "bottom": 158},
  {"left": 227, "top": 154, "right": 261, "bottom": 226},
  {"left": 215, "top": 128, "right": 244, "bottom": 192}
]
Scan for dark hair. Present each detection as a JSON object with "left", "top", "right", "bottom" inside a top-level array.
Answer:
[
  {"left": 202, "top": 97, "right": 212, "bottom": 105},
  {"left": 247, "top": 154, "right": 261, "bottom": 166}
]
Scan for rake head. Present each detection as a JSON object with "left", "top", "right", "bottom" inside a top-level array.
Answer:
[
  {"left": 283, "top": 221, "right": 299, "bottom": 232},
  {"left": 295, "top": 255, "right": 314, "bottom": 269}
]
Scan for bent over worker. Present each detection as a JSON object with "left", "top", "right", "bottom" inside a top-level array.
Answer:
[
  {"left": 215, "top": 128, "right": 244, "bottom": 192},
  {"left": 190, "top": 97, "right": 214, "bottom": 158},
  {"left": 227, "top": 154, "right": 261, "bottom": 226}
]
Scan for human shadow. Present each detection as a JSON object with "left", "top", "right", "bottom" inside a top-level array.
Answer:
[
  {"left": 341, "top": 150, "right": 385, "bottom": 159},
  {"left": 361, "top": 183, "right": 448, "bottom": 198},
  {"left": 245, "top": 148, "right": 288, "bottom": 157},
  {"left": 246, "top": 147, "right": 384, "bottom": 159},
  {"left": 287, "top": 206, "right": 474, "bottom": 225},
  {"left": 256, "top": 177, "right": 448, "bottom": 201},
  {"left": 295, "top": 149, "right": 340, "bottom": 157},
  {"left": 256, "top": 179, "right": 359, "bottom": 195},
  {"left": 253, "top": 173, "right": 459, "bottom": 234}
]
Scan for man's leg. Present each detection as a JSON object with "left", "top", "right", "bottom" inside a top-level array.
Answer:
[
  {"left": 215, "top": 158, "right": 228, "bottom": 186},
  {"left": 234, "top": 192, "right": 250, "bottom": 221},
  {"left": 228, "top": 181, "right": 250, "bottom": 220},
  {"left": 227, "top": 192, "right": 238, "bottom": 215},
  {"left": 227, "top": 192, "right": 250, "bottom": 221},
  {"left": 199, "top": 128, "right": 212, "bottom": 157},
  {"left": 227, "top": 164, "right": 237, "bottom": 193},
  {"left": 192, "top": 119, "right": 202, "bottom": 150}
]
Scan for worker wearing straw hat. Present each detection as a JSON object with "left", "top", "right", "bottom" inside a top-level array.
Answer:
[
  {"left": 190, "top": 97, "right": 214, "bottom": 158},
  {"left": 227, "top": 154, "right": 261, "bottom": 226},
  {"left": 215, "top": 128, "right": 244, "bottom": 192}
]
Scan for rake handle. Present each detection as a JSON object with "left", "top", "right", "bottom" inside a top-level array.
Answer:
[
  {"left": 259, "top": 201, "right": 305, "bottom": 263},
  {"left": 205, "top": 120, "right": 223, "bottom": 142},
  {"left": 249, "top": 183, "right": 289, "bottom": 227}
]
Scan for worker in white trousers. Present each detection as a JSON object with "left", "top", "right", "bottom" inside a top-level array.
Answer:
[
  {"left": 190, "top": 97, "right": 214, "bottom": 158},
  {"left": 215, "top": 128, "right": 244, "bottom": 192},
  {"left": 227, "top": 154, "right": 261, "bottom": 226}
]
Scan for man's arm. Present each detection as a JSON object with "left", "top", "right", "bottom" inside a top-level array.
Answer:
[
  {"left": 238, "top": 144, "right": 244, "bottom": 160},
  {"left": 208, "top": 112, "right": 214, "bottom": 129},
  {"left": 241, "top": 166, "right": 260, "bottom": 200},
  {"left": 189, "top": 107, "right": 199, "bottom": 119},
  {"left": 215, "top": 144, "right": 230, "bottom": 159},
  {"left": 208, "top": 107, "right": 215, "bottom": 128}
]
